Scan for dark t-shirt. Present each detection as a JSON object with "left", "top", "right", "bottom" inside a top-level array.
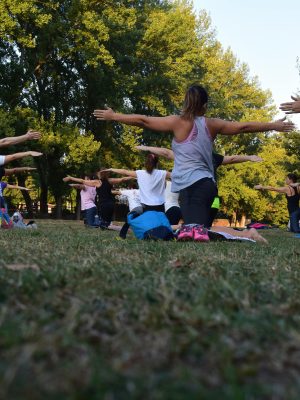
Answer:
[
  {"left": 286, "top": 186, "right": 300, "bottom": 214},
  {"left": 212, "top": 152, "right": 224, "bottom": 181},
  {"left": 96, "top": 179, "right": 114, "bottom": 205}
]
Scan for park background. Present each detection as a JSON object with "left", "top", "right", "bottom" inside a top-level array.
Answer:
[
  {"left": 0, "top": 0, "right": 299, "bottom": 226},
  {"left": 2, "top": 2, "right": 300, "bottom": 400}
]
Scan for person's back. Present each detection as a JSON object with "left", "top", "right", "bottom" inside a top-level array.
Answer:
[
  {"left": 286, "top": 185, "right": 300, "bottom": 214},
  {"left": 171, "top": 117, "right": 214, "bottom": 193},
  {"left": 97, "top": 178, "right": 114, "bottom": 204},
  {"left": 80, "top": 185, "right": 96, "bottom": 210},
  {"left": 136, "top": 169, "right": 166, "bottom": 206}
]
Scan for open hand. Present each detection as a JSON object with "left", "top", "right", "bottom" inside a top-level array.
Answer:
[
  {"left": 135, "top": 145, "right": 149, "bottom": 152},
  {"left": 25, "top": 167, "right": 37, "bottom": 171},
  {"left": 29, "top": 151, "right": 43, "bottom": 157},
  {"left": 254, "top": 184, "right": 263, "bottom": 190},
  {"left": 93, "top": 107, "right": 115, "bottom": 121},
  {"left": 26, "top": 130, "right": 42, "bottom": 140},
  {"left": 280, "top": 95, "right": 300, "bottom": 114},
  {"left": 273, "top": 117, "right": 295, "bottom": 132}
]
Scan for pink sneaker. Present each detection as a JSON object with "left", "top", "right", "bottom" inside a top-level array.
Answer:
[
  {"left": 193, "top": 225, "right": 209, "bottom": 242},
  {"left": 177, "top": 225, "right": 194, "bottom": 241}
]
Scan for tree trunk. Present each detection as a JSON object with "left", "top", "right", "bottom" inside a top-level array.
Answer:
[
  {"left": 55, "top": 195, "right": 63, "bottom": 219},
  {"left": 17, "top": 175, "right": 34, "bottom": 218},
  {"left": 40, "top": 181, "right": 48, "bottom": 215},
  {"left": 239, "top": 214, "right": 247, "bottom": 228},
  {"left": 231, "top": 211, "right": 237, "bottom": 227},
  {"left": 36, "top": 158, "right": 48, "bottom": 216},
  {"left": 75, "top": 190, "right": 81, "bottom": 220}
]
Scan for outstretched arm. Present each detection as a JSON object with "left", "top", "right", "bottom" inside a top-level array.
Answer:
[
  {"left": 93, "top": 107, "right": 178, "bottom": 132},
  {"left": 280, "top": 95, "right": 300, "bottom": 114},
  {"left": 254, "top": 184, "right": 290, "bottom": 194},
  {"left": 207, "top": 117, "right": 295, "bottom": 139},
  {"left": 103, "top": 168, "right": 137, "bottom": 178},
  {"left": 222, "top": 155, "right": 263, "bottom": 165},
  {"left": 0, "top": 130, "right": 41, "bottom": 148},
  {"left": 2, "top": 151, "right": 42, "bottom": 165},
  {"left": 108, "top": 176, "right": 135, "bottom": 185},
  {"left": 63, "top": 176, "right": 102, "bottom": 188},
  {"left": 135, "top": 145, "right": 174, "bottom": 160},
  {"left": 6, "top": 184, "right": 31, "bottom": 191},
  {"left": 4, "top": 167, "right": 37, "bottom": 176}
]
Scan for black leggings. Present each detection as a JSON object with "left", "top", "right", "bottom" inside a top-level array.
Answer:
[
  {"left": 166, "top": 206, "right": 182, "bottom": 225},
  {"left": 179, "top": 178, "right": 217, "bottom": 227},
  {"left": 142, "top": 204, "right": 165, "bottom": 212},
  {"left": 99, "top": 201, "right": 115, "bottom": 225}
]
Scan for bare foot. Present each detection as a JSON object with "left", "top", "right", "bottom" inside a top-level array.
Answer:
[{"left": 247, "top": 228, "right": 268, "bottom": 244}]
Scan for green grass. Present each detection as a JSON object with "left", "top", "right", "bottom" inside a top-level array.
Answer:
[{"left": 1, "top": 221, "right": 300, "bottom": 400}]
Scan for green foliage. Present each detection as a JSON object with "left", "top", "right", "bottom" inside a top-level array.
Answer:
[{"left": 218, "top": 139, "right": 296, "bottom": 225}]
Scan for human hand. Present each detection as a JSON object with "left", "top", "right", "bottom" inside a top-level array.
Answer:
[
  {"left": 26, "top": 130, "right": 42, "bottom": 140},
  {"left": 249, "top": 155, "right": 263, "bottom": 162},
  {"left": 135, "top": 146, "right": 147, "bottom": 151},
  {"left": 63, "top": 176, "right": 72, "bottom": 182},
  {"left": 29, "top": 151, "right": 43, "bottom": 157},
  {"left": 280, "top": 95, "right": 300, "bottom": 114},
  {"left": 25, "top": 167, "right": 37, "bottom": 171},
  {"left": 272, "top": 117, "right": 295, "bottom": 132},
  {"left": 254, "top": 184, "right": 263, "bottom": 190},
  {"left": 93, "top": 107, "right": 115, "bottom": 120}
]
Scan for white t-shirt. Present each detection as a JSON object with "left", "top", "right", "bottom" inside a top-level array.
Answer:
[
  {"left": 136, "top": 169, "right": 167, "bottom": 206},
  {"left": 120, "top": 189, "right": 141, "bottom": 211},
  {"left": 164, "top": 180, "right": 179, "bottom": 212},
  {"left": 0, "top": 155, "right": 5, "bottom": 166}
]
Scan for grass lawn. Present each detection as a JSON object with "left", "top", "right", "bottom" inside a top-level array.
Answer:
[{"left": 1, "top": 221, "right": 300, "bottom": 400}]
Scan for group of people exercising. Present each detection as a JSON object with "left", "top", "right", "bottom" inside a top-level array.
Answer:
[{"left": 1, "top": 85, "right": 300, "bottom": 240}]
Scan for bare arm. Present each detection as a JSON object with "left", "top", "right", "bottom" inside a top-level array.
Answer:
[
  {"left": 6, "top": 184, "right": 31, "bottom": 191},
  {"left": 0, "top": 130, "right": 41, "bottom": 148},
  {"left": 108, "top": 176, "right": 135, "bottom": 184},
  {"left": 207, "top": 117, "right": 295, "bottom": 139},
  {"left": 93, "top": 107, "right": 179, "bottom": 132},
  {"left": 254, "top": 184, "right": 290, "bottom": 194},
  {"left": 4, "top": 167, "right": 37, "bottom": 176},
  {"left": 104, "top": 168, "right": 137, "bottom": 178},
  {"left": 222, "top": 155, "right": 263, "bottom": 165},
  {"left": 63, "top": 176, "right": 102, "bottom": 188},
  {"left": 135, "top": 145, "right": 174, "bottom": 160},
  {"left": 2, "top": 151, "right": 43, "bottom": 165}
]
